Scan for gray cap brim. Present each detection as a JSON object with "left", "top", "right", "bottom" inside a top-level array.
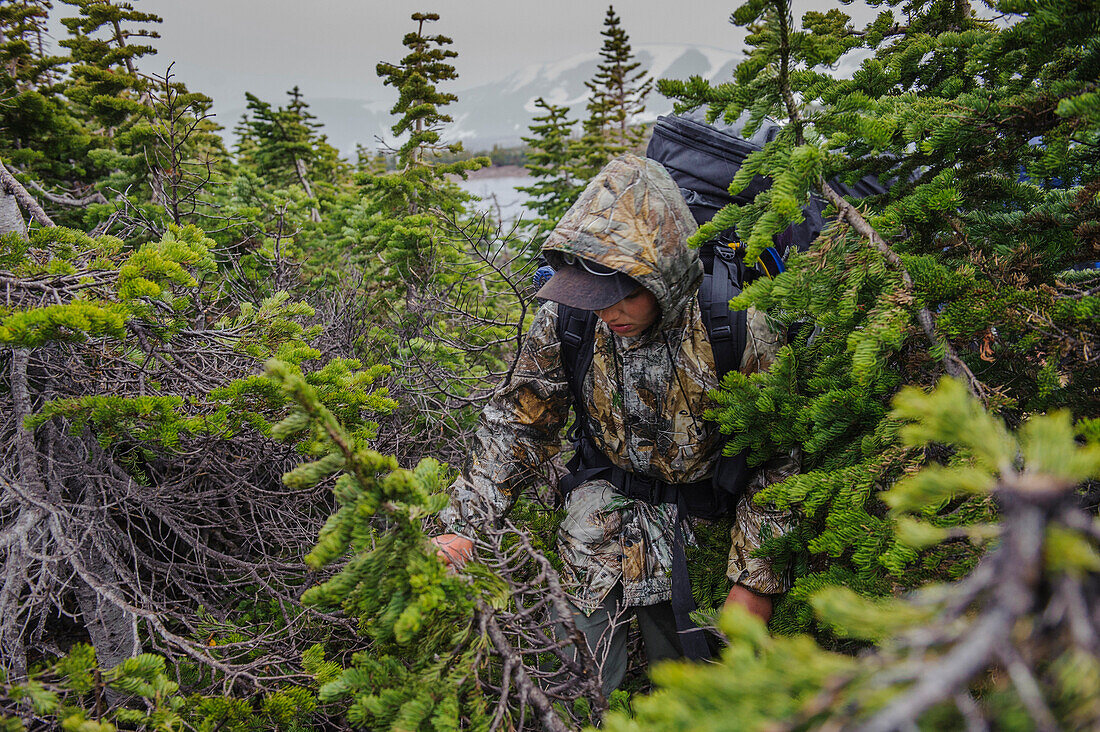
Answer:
[{"left": 535, "top": 264, "right": 639, "bottom": 311}]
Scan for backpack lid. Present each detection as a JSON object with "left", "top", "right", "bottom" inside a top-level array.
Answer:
[{"left": 647, "top": 109, "right": 782, "bottom": 224}]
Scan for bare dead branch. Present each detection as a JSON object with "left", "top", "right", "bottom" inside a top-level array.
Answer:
[
  {"left": 0, "top": 159, "right": 56, "bottom": 227},
  {"left": 25, "top": 178, "right": 108, "bottom": 207}
]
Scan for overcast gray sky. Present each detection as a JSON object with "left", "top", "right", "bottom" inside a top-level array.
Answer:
[
  {"left": 45, "top": 1, "right": 879, "bottom": 121},
  {"left": 46, "top": 1, "right": 772, "bottom": 108}
]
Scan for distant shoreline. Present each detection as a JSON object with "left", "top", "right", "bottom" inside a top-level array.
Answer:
[{"left": 459, "top": 164, "right": 529, "bottom": 180}]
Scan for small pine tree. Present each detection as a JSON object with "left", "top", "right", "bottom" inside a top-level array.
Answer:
[
  {"left": 264, "top": 361, "right": 495, "bottom": 731},
  {"left": 236, "top": 87, "right": 343, "bottom": 223},
  {"left": 58, "top": 0, "right": 162, "bottom": 200},
  {"left": 337, "top": 11, "right": 524, "bottom": 470},
  {"left": 264, "top": 359, "right": 607, "bottom": 731},
  {"left": 365, "top": 10, "right": 486, "bottom": 222},
  {"left": 575, "top": 5, "right": 652, "bottom": 178},
  {"left": 58, "top": 0, "right": 161, "bottom": 127},
  {"left": 0, "top": 0, "right": 64, "bottom": 93},
  {"left": 360, "top": 11, "right": 487, "bottom": 291},
  {"left": 375, "top": 12, "right": 471, "bottom": 178},
  {"left": 518, "top": 96, "right": 584, "bottom": 238},
  {"left": 0, "top": 1, "right": 101, "bottom": 228}
]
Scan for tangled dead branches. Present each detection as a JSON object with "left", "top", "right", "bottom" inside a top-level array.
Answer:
[
  {"left": 0, "top": 224, "right": 356, "bottom": 693},
  {"left": 459, "top": 498, "right": 608, "bottom": 731}
]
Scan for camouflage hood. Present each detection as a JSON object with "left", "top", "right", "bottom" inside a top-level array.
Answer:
[{"left": 542, "top": 154, "right": 702, "bottom": 335}]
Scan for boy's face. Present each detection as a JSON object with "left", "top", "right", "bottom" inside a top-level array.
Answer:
[{"left": 595, "top": 287, "right": 660, "bottom": 338}]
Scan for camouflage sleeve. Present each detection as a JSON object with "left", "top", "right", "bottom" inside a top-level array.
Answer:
[
  {"left": 440, "top": 302, "right": 572, "bottom": 535},
  {"left": 727, "top": 448, "right": 800, "bottom": 594},
  {"left": 725, "top": 306, "right": 796, "bottom": 594}
]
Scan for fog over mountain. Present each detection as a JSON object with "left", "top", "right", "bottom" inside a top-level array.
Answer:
[{"left": 220, "top": 44, "right": 742, "bottom": 157}]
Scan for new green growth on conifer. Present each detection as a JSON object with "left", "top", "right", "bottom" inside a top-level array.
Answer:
[
  {"left": 601, "top": 378, "right": 1100, "bottom": 731},
  {"left": 662, "top": 0, "right": 1099, "bottom": 638}
]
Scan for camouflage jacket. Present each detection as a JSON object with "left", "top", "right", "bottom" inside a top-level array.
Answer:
[{"left": 442, "top": 155, "right": 797, "bottom": 614}]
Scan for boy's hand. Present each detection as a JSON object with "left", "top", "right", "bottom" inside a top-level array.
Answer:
[
  {"left": 724, "top": 583, "right": 774, "bottom": 623},
  {"left": 430, "top": 533, "right": 474, "bottom": 567}
]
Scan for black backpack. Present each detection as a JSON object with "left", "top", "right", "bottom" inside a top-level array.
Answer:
[{"left": 648, "top": 108, "right": 892, "bottom": 256}]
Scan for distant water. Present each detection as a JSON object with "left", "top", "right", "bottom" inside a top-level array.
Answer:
[{"left": 456, "top": 175, "right": 534, "bottom": 224}]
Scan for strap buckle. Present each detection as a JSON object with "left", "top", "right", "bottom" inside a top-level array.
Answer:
[
  {"left": 714, "top": 241, "right": 741, "bottom": 263},
  {"left": 561, "top": 313, "right": 588, "bottom": 346}
]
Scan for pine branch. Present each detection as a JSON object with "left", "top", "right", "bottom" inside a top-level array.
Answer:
[
  {"left": 762, "top": 0, "right": 986, "bottom": 400},
  {"left": 764, "top": 0, "right": 988, "bottom": 402},
  {"left": 818, "top": 182, "right": 988, "bottom": 401}
]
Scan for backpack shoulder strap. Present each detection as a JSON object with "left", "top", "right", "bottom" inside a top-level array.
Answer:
[
  {"left": 698, "top": 240, "right": 748, "bottom": 380},
  {"left": 555, "top": 303, "right": 600, "bottom": 500},
  {"left": 697, "top": 240, "right": 753, "bottom": 501},
  {"left": 556, "top": 303, "right": 599, "bottom": 411}
]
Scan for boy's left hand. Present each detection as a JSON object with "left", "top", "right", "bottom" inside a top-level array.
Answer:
[{"left": 725, "top": 583, "right": 774, "bottom": 623}]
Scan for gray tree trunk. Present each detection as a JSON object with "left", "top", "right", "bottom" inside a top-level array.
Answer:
[
  {"left": 72, "top": 551, "right": 141, "bottom": 673},
  {"left": 69, "top": 457, "right": 141, "bottom": 674},
  {"left": 0, "top": 192, "right": 27, "bottom": 237},
  {"left": 2, "top": 202, "right": 30, "bottom": 678},
  {"left": 294, "top": 157, "right": 322, "bottom": 223}
]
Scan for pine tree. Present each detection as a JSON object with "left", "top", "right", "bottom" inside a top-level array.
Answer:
[
  {"left": 263, "top": 358, "right": 607, "bottom": 731},
  {"left": 362, "top": 11, "right": 486, "bottom": 271},
  {"left": 518, "top": 97, "right": 584, "bottom": 238},
  {"left": 0, "top": 1, "right": 103, "bottom": 228},
  {"left": 0, "top": 1, "right": 63, "bottom": 92},
  {"left": 53, "top": 0, "right": 207, "bottom": 230},
  {"left": 376, "top": 12, "right": 466, "bottom": 176},
  {"left": 58, "top": 0, "right": 161, "bottom": 126},
  {"left": 356, "top": 11, "right": 486, "bottom": 322},
  {"left": 575, "top": 5, "right": 652, "bottom": 178},
  {"left": 58, "top": 0, "right": 162, "bottom": 199},
  {"left": 332, "top": 12, "right": 527, "bottom": 470},
  {"left": 235, "top": 87, "right": 343, "bottom": 223}
]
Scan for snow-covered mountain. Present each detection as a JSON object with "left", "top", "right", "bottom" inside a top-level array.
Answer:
[
  {"left": 446, "top": 44, "right": 741, "bottom": 148},
  {"left": 219, "top": 44, "right": 741, "bottom": 156}
]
